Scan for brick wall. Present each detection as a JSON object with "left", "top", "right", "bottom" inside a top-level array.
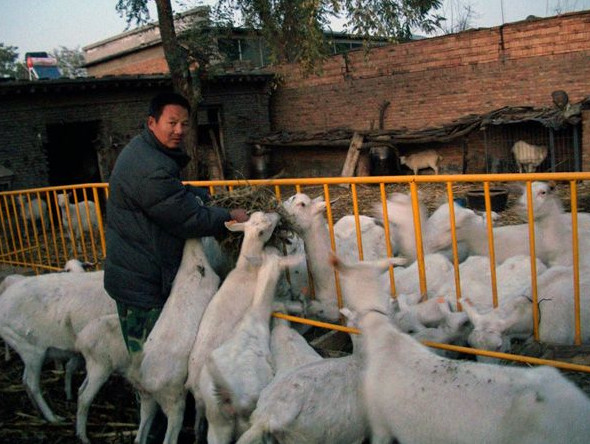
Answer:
[
  {"left": 87, "top": 46, "right": 170, "bottom": 77},
  {"left": 201, "top": 80, "right": 273, "bottom": 178},
  {"left": 0, "top": 89, "right": 153, "bottom": 190},
  {"left": 270, "top": 12, "right": 590, "bottom": 134}
]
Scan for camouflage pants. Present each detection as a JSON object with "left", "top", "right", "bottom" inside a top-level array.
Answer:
[{"left": 115, "top": 301, "right": 162, "bottom": 357}]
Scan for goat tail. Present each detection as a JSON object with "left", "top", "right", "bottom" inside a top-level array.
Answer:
[{"left": 236, "top": 422, "right": 268, "bottom": 444}]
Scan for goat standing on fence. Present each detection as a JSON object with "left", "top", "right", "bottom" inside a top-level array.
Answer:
[{"left": 103, "top": 92, "right": 248, "bottom": 442}]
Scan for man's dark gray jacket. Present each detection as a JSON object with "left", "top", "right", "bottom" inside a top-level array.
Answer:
[{"left": 104, "top": 128, "right": 231, "bottom": 309}]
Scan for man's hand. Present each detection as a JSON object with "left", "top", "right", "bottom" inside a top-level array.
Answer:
[{"left": 229, "top": 208, "right": 249, "bottom": 223}]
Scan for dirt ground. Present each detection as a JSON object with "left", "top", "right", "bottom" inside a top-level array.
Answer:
[{"left": 2, "top": 179, "right": 590, "bottom": 443}]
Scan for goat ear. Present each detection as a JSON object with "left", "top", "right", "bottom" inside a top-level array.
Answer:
[
  {"left": 311, "top": 200, "right": 327, "bottom": 215},
  {"left": 225, "top": 220, "right": 246, "bottom": 232}
]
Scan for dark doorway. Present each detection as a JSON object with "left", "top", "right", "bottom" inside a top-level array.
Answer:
[{"left": 46, "top": 121, "right": 102, "bottom": 186}]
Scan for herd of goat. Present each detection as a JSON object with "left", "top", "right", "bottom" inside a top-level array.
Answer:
[{"left": 1, "top": 180, "right": 590, "bottom": 443}]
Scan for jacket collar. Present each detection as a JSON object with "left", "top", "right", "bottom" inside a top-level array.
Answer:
[{"left": 141, "top": 126, "right": 191, "bottom": 169}]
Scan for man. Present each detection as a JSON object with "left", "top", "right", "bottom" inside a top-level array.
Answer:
[
  {"left": 105, "top": 91, "right": 246, "bottom": 345},
  {"left": 104, "top": 92, "right": 247, "bottom": 438}
]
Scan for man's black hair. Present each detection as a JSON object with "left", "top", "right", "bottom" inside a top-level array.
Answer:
[{"left": 148, "top": 92, "right": 191, "bottom": 120}]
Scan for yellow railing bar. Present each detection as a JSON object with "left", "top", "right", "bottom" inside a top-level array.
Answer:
[
  {"left": 350, "top": 183, "right": 364, "bottom": 261},
  {"left": 409, "top": 182, "right": 427, "bottom": 299},
  {"left": 570, "top": 180, "right": 582, "bottom": 345},
  {"left": 482, "top": 182, "right": 499, "bottom": 308},
  {"left": 272, "top": 313, "right": 590, "bottom": 373},
  {"left": 445, "top": 183, "right": 463, "bottom": 311},
  {"left": 379, "top": 182, "right": 397, "bottom": 297},
  {"left": 524, "top": 182, "right": 541, "bottom": 340},
  {"left": 1, "top": 176, "right": 589, "bottom": 375}
]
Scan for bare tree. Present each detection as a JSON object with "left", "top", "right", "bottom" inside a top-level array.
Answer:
[{"left": 439, "top": 0, "right": 480, "bottom": 34}]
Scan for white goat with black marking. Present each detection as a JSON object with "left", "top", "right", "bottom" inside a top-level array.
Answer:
[{"left": 331, "top": 253, "right": 590, "bottom": 444}]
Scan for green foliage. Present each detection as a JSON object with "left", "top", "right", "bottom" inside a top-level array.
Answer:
[
  {"left": 51, "top": 46, "right": 87, "bottom": 78},
  {"left": 0, "top": 43, "right": 24, "bottom": 78},
  {"left": 342, "top": 0, "right": 443, "bottom": 41},
  {"left": 210, "top": 0, "right": 443, "bottom": 72},
  {"left": 116, "top": 0, "right": 152, "bottom": 27}
]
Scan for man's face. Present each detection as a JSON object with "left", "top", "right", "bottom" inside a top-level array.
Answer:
[{"left": 148, "top": 104, "right": 189, "bottom": 149}]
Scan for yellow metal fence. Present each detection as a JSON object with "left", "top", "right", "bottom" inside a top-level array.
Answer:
[{"left": 1, "top": 172, "right": 589, "bottom": 374}]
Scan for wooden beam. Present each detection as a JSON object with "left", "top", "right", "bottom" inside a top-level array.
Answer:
[{"left": 340, "top": 132, "right": 364, "bottom": 179}]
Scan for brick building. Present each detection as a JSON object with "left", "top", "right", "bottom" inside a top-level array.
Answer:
[
  {"left": 0, "top": 73, "right": 273, "bottom": 190},
  {"left": 263, "top": 11, "right": 590, "bottom": 175},
  {"left": 1, "top": 10, "right": 589, "bottom": 189},
  {"left": 83, "top": 9, "right": 590, "bottom": 177}
]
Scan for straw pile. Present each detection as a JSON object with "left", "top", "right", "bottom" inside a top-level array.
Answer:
[{"left": 209, "top": 187, "right": 297, "bottom": 260}]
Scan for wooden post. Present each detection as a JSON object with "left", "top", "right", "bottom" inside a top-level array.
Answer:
[
  {"left": 340, "top": 132, "right": 364, "bottom": 178},
  {"left": 208, "top": 129, "right": 225, "bottom": 180}
]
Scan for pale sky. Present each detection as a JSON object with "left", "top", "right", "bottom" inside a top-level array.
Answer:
[{"left": 1, "top": 0, "right": 589, "bottom": 59}]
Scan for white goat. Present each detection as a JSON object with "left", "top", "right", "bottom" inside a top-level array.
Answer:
[
  {"left": 450, "top": 202, "right": 553, "bottom": 265},
  {"left": 399, "top": 149, "right": 442, "bottom": 175},
  {"left": 331, "top": 254, "right": 590, "bottom": 444},
  {"left": 463, "top": 296, "right": 534, "bottom": 360},
  {"left": 280, "top": 194, "right": 341, "bottom": 321},
  {"left": 17, "top": 195, "right": 48, "bottom": 225},
  {"left": 333, "top": 214, "right": 388, "bottom": 263},
  {"left": 0, "top": 270, "right": 115, "bottom": 423},
  {"left": 389, "top": 253, "right": 454, "bottom": 298},
  {"left": 373, "top": 196, "right": 477, "bottom": 263},
  {"left": 269, "top": 319, "right": 323, "bottom": 377},
  {"left": 372, "top": 192, "right": 428, "bottom": 261},
  {"left": 515, "top": 181, "right": 590, "bottom": 267},
  {"left": 436, "top": 254, "right": 547, "bottom": 311},
  {"left": 281, "top": 193, "right": 408, "bottom": 320},
  {"left": 63, "top": 258, "right": 95, "bottom": 273},
  {"left": 201, "top": 250, "right": 303, "bottom": 444},
  {"left": 75, "top": 314, "right": 131, "bottom": 443},
  {"left": 237, "top": 310, "right": 369, "bottom": 444},
  {"left": 76, "top": 237, "right": 220, "bottom": 444},
  {"left": 57, "top": 193, "right": 99, "bottom": 249},
  {"left": 0, "top": 260, "right": 92, "bottom": 399},
  {"left": 185, "top": 211, "right": 281, "bottom": 441},
  {"left": 536, "top": 265, "right": 590, "bottom": 345},
  {"left": 512, "top": 140, "right": 548, "bottom": 173},
  {"left": 465, "top": 263, "right": 590, "bottom": 358}
]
